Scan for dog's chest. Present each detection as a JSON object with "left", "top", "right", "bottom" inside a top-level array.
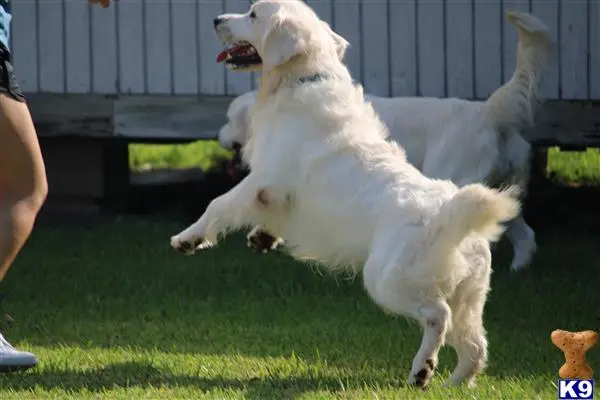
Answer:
[{"left": 247, "top": 117, "right": 320, "bottom": 175}]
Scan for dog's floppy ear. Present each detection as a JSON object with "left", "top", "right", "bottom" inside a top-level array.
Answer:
[
  {"left": 320, "top": 21, "right": 349, "bottom": 60},
  {"left": 261, "top": 19, "right": 310, "bottom": 71}
]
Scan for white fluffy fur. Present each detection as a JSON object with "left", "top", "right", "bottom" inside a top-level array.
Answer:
[
  {"left": 172, "top": 0, "right": 520, "bottom": 388},
  {"left": 218, "top": 10, "right": 550, "bottom": 271}
]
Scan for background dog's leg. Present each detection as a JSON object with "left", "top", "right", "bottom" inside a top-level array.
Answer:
[
  {"left": 171, "top": 174, "right": 262, "bottom": 254},
  {"left": 505, "top": 215, "right": 537, "bottom": 270}
]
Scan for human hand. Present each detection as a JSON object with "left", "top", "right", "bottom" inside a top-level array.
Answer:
[{"left": 88, "top": 0, "right": 115, "bottom": 8}]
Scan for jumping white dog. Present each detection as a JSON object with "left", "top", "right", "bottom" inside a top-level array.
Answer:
[
  {"left": 171, "top": 0, "right": 520, "bottom": 388},
  {"left": 218, "top": 11, "right": 550, "bottom": 271}
]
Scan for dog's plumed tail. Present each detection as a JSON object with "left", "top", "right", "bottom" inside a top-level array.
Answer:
[
  {"left": 485, "top": 11, "right": 551, "bottom": 131},
  {"left": 424, "top": 185, "right": 520, "bottom": 270}
]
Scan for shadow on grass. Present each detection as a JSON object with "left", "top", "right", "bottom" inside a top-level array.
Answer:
[
  {"left": 0, "top": 361, "right": 404, "bottom": 397},
  {"left": 523, "top": 177, "right": 600, "bottom": 232}
]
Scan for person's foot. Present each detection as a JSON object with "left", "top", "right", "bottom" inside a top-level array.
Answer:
[{"left": 0, "top": 332, "right": 37, "bottom": 372}]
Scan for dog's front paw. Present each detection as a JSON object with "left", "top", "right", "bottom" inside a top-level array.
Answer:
[
  {"left": 170, "top": 234, "right": 208, "bottom": 255},
  {"left": 247, "top": 229, "right": 282, "bottom": 253}
]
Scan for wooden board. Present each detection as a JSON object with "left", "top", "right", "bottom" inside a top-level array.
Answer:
[
  {"left": 117, "top": 0, "right": 145, "bottom": 94},
  {"left": 28, "top": 94, "right": 231, "bottom": 142},
  {"left": 524, "top": 101, "right": 600, "bottom": 148},
  {"left": 417, "top": 0, "right": 445, "bottom": 97},
  {"left": 559, "top": 1, "right": 588, "bottom": 99},
  {"left": 91, "top": 2, "right": 118, "bottom": 93},
  {"left": 26, "top": 93, "right": 600, "bottom": 149},
  {"left": 65, "top": 1, "right": 91, "bottom": 93},
  {"left": 474, "top": 1, "right": 502, "bottom": 99},
  {"left": 144, "top": 0, "right": 172, "bottom": 94},
  {"left": 130, "top": 168, "right": 205, "bottom": 186},
  {"left": 38, "top": 1, "right": 65, "bottom": 93},
  {"left": 171, "top": 0, "right": 199, "bottom": 95},
  {"left": 389, "top": 0, "right": 417, "bottom": 97},
  {"left": 361, "top": 0, "right": 390, "bottom": 96},
  {"left": 446, "top": 1, "right": 474, "bottom": 99},
  {"left": 113, "top": 96, "right": 230, "bottom": 142},
  {"left": 332, "top": 0, "right": 361, "bottom": 82},
  {"left": 11, "top": 0, "right": 38, "bottom": 92},
  {"left": 28, "top": 94, "right": 114, "bottom": 138},
  {"left": 591, "top": 0, "right": 600, "bottom": 99}
]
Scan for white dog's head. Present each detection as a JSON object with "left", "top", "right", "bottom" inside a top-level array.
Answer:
[
  {"left": 218, "top": 90, "right": 258, "bottom": 150},
  {"left": 213, "top": 0, "right": 349, "bottom": 73}
]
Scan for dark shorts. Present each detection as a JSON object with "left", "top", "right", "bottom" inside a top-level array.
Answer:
[{"left": 0, "top": 42, "right": 25, "bottom": 103}]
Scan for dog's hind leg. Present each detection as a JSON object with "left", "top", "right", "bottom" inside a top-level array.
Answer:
[
  {"left": 505, "top": 215, "right": 536, "bottom": 270},
  {"left": 445, "top": 274, "right": 489, "bottom": 387},
  {"left": 362, "top": 245, "right": 450, "bottom": 389},
  {"left": 446, "top": 309, "right": 487, "bottom": 387}
]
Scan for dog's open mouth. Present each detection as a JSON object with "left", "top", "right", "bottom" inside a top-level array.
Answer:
[{"left": 216, "top": 42, "right": 262, "bottom": 70}]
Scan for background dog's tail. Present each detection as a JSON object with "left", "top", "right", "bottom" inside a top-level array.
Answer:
[
  {"left": 422, "top": 185, "right": 520, "bottom": 277},
  {"left": 484, "top": 11, "right": 551, "bottom": 132}
]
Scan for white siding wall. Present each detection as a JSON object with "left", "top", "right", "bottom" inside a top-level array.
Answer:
[{"left": 10, "top": 0, "right": 598, "bottom": 100}]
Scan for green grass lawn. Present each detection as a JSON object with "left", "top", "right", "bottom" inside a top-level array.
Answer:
[
  {"left": 0, "top": 215, "right": 599, "bottom": 399},
  {"left": 0, "top": 215, "right": 598, "bottom": 399},
  {"left": 0, "top": 142, "right": 597, "bottom": 399},
  {"left": 129, "top": 141, "right": 232, "bottom": 172},
  {"left": 547, "top": 147, "right": 600, "bottom": 183}
]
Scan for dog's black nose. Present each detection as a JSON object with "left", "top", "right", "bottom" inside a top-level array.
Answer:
[{"left": 213, "top": 17, "right": 222, "bottom": 27}]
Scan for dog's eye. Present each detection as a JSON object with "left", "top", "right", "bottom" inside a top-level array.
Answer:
[{"left": 249, "top": 11, "right": 257, "bottom": 18}]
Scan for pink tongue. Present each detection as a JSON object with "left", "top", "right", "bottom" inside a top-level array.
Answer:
[
  {"left": 217, "top": 50, "right": 230, "bottom": 63},
  {"left": 216, "top": 45, "right": 249, "bottom": 63}
]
